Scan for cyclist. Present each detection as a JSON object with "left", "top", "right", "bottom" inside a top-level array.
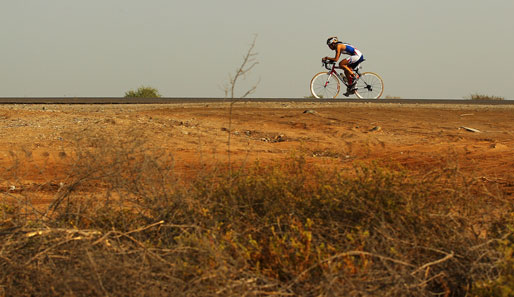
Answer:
[{"left": 322, "top": 37, "right": 364, "bottom": 96}]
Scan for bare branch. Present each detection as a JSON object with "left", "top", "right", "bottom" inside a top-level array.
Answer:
[
  {"left": 224, "top": 35, "right": 259, "bottom": 99},
  {"left": 224, "top": 35, "right": 260, "bottom": 172},
  {"left": 411, "top": 251, "right": 455, "bottom": 276}
]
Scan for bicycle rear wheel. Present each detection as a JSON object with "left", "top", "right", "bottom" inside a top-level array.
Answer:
[
  {"left": 310, "top": 72, "right": 340, "bottom": 99},
  {"left": 355, "top": 72, "right": 384, "bottom": 99}
]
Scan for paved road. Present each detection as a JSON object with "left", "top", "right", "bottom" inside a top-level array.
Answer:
[{"left": 0, "top": 97, "right": 513, "bottom": 105}]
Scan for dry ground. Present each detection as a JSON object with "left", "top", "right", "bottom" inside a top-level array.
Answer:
[{"left": 1, "top": 102, "right": 513, "bottom": 204}]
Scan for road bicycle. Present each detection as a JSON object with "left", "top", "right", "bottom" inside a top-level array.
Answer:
[{"left": 310, "top": 60, "right": 384, "bottom": 99}]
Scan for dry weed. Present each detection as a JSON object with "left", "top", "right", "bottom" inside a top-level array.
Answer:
[{"left": 1, "top": 129, "right": 513, "bottom": 296}]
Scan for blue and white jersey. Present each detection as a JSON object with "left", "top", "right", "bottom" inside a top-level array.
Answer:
[
  {"left": 340, "top": 43, "right": 361, "bottom": 56},
  {"left": 337, "top": 42, "right": 363, "bottom": 65}
]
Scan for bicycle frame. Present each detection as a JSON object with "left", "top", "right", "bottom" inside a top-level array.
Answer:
[{"left": 322, "top": 61, "right": 361, "bottom": 88}]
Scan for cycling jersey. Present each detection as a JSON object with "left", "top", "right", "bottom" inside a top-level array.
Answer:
[
  {"left": 339, "top": 43, "right": 359, "bottom": 55},
  {"left": 337, "top": 42, "right": 363, "bottom": 66}
]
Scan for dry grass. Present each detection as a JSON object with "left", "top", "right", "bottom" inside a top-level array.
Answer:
[
  {"left": 1, "top": 127, "right": 513, "bottom": 296},
  {"left": 385, "top": 95, "right": 402, "bottom": 99}
]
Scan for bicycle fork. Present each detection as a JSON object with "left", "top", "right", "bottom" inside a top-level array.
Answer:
[
  {"left": 324, "top": 72, "right": 336, "bottom": 88},
  {"left": 324, "top": 72, "right": 344, "bottom": 88}
]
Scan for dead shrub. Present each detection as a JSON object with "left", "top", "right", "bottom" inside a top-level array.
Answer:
[
  {"left": 1, "top": 130, "right": 513, "bottom": 296},
  {"left": 469, "top": 93, "right": 505, "bottom": 100}
]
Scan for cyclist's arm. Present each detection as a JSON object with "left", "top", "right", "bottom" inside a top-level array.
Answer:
[{"left": 324, "top": 44, "right": 345, "bottom": 62}]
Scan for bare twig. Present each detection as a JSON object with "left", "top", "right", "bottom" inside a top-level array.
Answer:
[
  {"left": 86, "top": 249, "right": 110, "bottom": 296},
  {"left": 288, "top": 250, "right": 415, "bottom": 289},
  {"left": 124, "top": 220, "right": 164, "bottom": 236},
  {"left": 409, "top": 272, "right": 447, "bottom": 289},
  {"left": 224, "top": 35, "right": 259, "bottom": 99},
  {"left": 411, "top": 251, "right": 455, "bottom": 276},
  {"left": 25, "top": 238, "right": 76, "bottom": 265},
  {"left": 92, "top": 220, "right": 164, "bottom": 246},
  {"left": 224, "top": 35, "right": 260, "bottom": 172}
]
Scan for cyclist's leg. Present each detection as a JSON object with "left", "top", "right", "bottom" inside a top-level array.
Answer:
[
  {"left": 341, "top": 55, "right": 362, "bottom": 96},
  {"left": 339, "top": 58, "right": 355, "bottom": 83}
]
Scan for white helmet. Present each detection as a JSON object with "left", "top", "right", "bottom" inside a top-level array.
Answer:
[{"left": 326, "top": 37, "right": 338, "bottom": 45}]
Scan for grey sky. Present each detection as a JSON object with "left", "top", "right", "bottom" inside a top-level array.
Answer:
[{"left": 1, "top": 0, "right": 513, "bottom": 99}]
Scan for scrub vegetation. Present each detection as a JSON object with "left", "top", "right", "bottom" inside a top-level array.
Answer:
[
  {"left": 124, "top": 86, "right": 162, "bottom": 98},
  {"left": 469, "top": 93, "right": 505, "bottom": 100},
  {"left": 1, "top": 127, "right": 513, "bottom": 296}
]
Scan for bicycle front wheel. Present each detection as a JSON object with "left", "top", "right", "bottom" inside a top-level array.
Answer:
[
  {"left": 310, "top": 72, "right": 340, "bottom": 99},
  {"left": 355, "top": 72, "right": 384, "bottom": 99}
]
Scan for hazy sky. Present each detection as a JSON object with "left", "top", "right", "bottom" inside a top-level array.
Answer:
[{"left": 1, "top": 0, "right": 513, "bottom": 99}]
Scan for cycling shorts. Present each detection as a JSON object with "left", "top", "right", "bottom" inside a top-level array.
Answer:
[
  {"left": 342, "top": 49, "right": 363, "bottom": 65},
  {"left": 347, "top": 55, "right": 364, "bottom": 69}
]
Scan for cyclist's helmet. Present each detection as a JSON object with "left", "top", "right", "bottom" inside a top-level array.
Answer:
[{"left": 326, "top": 37, "right": 338, "bottom": 45}]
